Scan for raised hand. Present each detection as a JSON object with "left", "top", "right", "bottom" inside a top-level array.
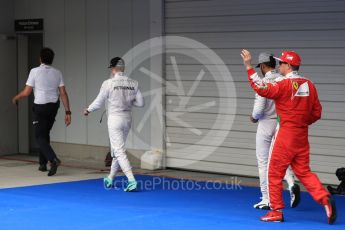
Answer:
[{"left": 241, "top": 49, "right": 253, "bottom": 70}]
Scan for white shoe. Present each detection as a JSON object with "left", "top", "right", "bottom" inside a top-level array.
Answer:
[
  {"left": 253, "top": 199, "right": 270, "bottom": 210},
  {"left": 289, "top": 184, "right": 301, "bottom": 208}
]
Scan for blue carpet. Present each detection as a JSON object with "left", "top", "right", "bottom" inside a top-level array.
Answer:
[{"left": 0, "top": 175, "right": 343, "bottom": 229}]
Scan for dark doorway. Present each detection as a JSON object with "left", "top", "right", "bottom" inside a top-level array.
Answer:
[
  {"left": 17, "top": 33, "right": 43, "bottom": 155},
  {"left": 27, "top": 34, "right": 43, "bottom": 154}
]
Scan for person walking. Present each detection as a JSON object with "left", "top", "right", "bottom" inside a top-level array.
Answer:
[
  {"left": 251, "top": 52, "right": 300, "bottom": 210},
  {"left": 13, "top": 47, "right": 71, "bottom": 176},
  {"left": 84, "top": 57, "right": 144, "bottom": 192},
  {"left": 241, "top": 49, "right": 336, "bottom": 224}
]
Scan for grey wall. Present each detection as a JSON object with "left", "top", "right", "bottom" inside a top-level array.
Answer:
[
  {"left": 14, "top": 0, "right": 164, "bottom": 152},
  {"left": 0, "top": 0, "right": 17, "bottom": 155},
  {"left": 164, "top": 0, "right": 345, "bottom": 184},
  {"left": 0, "top": 0, "right": 14, "bottom": 33}
]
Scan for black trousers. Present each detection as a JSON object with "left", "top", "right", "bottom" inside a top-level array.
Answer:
[{"left": 32, "top": 101, "right": 59, "bottom": 165}]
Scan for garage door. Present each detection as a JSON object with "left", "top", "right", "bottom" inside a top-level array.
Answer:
[{"left": 164, "top": 0, "right": 345, "bottom": 185}]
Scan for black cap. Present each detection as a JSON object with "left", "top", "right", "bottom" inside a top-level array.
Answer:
[{"left": 108, "top": 57, "right": 125, "bottom": 68}]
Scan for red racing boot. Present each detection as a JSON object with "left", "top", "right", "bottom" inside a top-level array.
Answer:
[{"left": 260, "top": 210, "right": 284, "bottom": 222}]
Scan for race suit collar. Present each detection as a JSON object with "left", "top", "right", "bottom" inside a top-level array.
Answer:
[
  {"left": 112, "top": 72, "right": 125, "bottom": 78},
  {"left": 265, "top": 69, "right": 278, "bottom": 78},
  {"left": 40, "top": 63, "right": 51, "bottom": 67},
  {"left": 286, "top": 71, "right": 299, "bottom": 78}
]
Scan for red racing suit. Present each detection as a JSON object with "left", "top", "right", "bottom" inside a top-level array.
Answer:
[{"left": 247, "top": 68, "right": 329, "bottom": 210}]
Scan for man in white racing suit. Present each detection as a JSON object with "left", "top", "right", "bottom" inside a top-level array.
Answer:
[
  {"left": 84, "top": 57, "right": 144, "bottom": 192},
  {"left": 251, "top": 52, "right": 300, "bottom": 209}
]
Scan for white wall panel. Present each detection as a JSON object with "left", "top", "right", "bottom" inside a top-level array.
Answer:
[
  {"left": 128, "top": 0, "right": 152, "bottom": 150},
  {"left": 42, "top": 0, "right": 66, "bottom": 143},
  {"left": 85, "top": 0, "right": 109, "bottom": 147},
  {"left": 149, "top": 0, "right": 165, "bottom": 153},
  {"left": 108, "top": 0, "right": 132, "bottom": 57},
  {"left": 108, "top": 0, "right": 135, "bottom": 148},
  {"left": 166, "top": 48, "right": 345, "bottom": 66},
  {"left": 166, "top": 12, "right": 345, "bottom": 33},
  {"left": 165, "top": 0, "right": 345, "bottom": 18},
  {"left": 65, "top": 0, "right": 87, "bottom": 144},
  {"left": 165, "top": 31, "right": 345, "bottom": 49},
  {"left": 166, "top": 65, "right": 345, "bottom": 84}
]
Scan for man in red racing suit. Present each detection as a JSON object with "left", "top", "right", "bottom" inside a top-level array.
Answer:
[{"left": 240, "top": 49, "right": 336, "bottom": 224}]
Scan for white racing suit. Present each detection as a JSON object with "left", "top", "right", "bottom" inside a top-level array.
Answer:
[
  {"left": 252, "top": 70, "right": 295, "bottom": 202},
  {"left": 87, "top": 72, "right": 144, "bottom": 181}
]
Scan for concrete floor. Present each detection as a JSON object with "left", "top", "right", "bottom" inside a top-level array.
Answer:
[
  {"left": 0, "top": 155, "right": 105, "bottom": 188},
  {"left": 0, "top": 154, "right": 261, "bottom": 189}
]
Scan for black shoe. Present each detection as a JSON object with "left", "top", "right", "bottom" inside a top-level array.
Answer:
[
  {"left": 290, "top": 184, "right": 301, "bottom": 208},
  {"left": 48, "top": 158, "right": 61, "bottom": 176},
  {"left": 38, "top": 164, "right": 47, "bottom": 172},
  {"left": 325, "top": 197, "right": 337, "bottom": 224}
]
